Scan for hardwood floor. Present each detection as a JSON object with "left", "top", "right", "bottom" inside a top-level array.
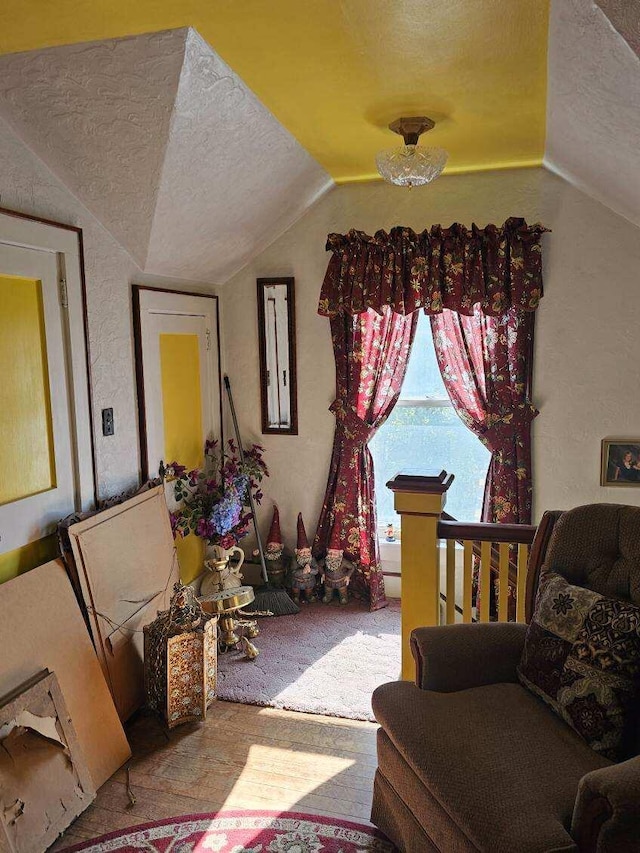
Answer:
[{"left": 53, "top": 701, "right": 380, "bottom": 849}]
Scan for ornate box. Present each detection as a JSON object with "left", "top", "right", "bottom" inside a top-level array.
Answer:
[{"left": 144, "top": 583, "right": 218, "bottom": 728}]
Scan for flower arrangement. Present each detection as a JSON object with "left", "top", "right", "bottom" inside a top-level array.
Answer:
[{"left": 161, "top": 439, "right": 268, "bottom": 549}]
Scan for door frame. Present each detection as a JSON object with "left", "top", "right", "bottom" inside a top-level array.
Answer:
[
  {"left": 0, "top": 206, "right": 97, "bottom": 514},
  {"left": 132, "top": 285, "right": 223, "bottom": 481}
]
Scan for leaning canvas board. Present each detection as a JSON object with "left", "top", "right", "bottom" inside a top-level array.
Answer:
[
  {"left": 0, "top": 561, "right": 130, "bottom": 789},
  {"left": 0, "top": 670, "right": 95, "bottom": 853},
  {"left": 67, "top": 485, "right": 179, "bottom": 721}
]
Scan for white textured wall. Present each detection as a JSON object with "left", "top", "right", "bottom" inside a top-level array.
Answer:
[
  {"left": 222, "top": 167, "right": 640, "bottom": 549},
  {"left": 0, "top": 114, "right": 143, "bottom": 499},
  {"left": 0, "top": 113, "right": 223, "bottom": 501},
  {"left": 546, "top": 0, "right": 640, "bottom": 229}
]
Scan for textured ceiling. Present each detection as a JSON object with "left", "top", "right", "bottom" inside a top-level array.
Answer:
[
  {"left": 546, "top": 0, "right": 640, "bottom": 229},
  {"left": 595, "top": 0, "right": 640, "bottom": 57},
  {"left": 0, "top": 29, "right": 331, "bottom": 282},
  {"left": 0, "top": 0, "right": 550, "bottom": 182}
]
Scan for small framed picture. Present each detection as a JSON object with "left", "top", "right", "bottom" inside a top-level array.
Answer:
[{"left": 601, "top": 439, "right": 640, "bottom": 486}]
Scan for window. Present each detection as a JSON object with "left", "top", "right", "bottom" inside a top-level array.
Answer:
[{"left": 370, "top": 313, "right": 490, "bottom": 532}]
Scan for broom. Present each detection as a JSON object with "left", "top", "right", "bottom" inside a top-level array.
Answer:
[{"left": 224, "top": 375, "right": 299, "bottom": 616}]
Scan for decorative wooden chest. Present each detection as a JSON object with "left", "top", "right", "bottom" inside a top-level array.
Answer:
[{"left": 144, "top": 583, "right": 218, "bottom": 728}]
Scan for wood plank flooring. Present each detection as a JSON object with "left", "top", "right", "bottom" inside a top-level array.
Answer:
[{"left": 53, "top": 701, "right": 379, "bottom": 850}]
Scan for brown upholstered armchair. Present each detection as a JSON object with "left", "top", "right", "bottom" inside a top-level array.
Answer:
[{"left": 371, "top": 505, "right": 640, "bottom": 852}]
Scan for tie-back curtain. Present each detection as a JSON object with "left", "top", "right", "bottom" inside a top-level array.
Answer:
[
  {"left": 313, "top": 308, "right": 417, "bottom": 611},
  {"left": 318, "top": 217, "right": 548, "bottom": 318},
  {"left": 430, "top": 307, "right": 537, "bottom": 525}
]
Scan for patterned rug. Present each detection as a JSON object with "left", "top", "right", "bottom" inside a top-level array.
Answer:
[
  {"left": 216, "top": 599, "right": 401, "bottom": 721},
  {"left": 63, "top": 811, "right": 396, "bottom": 852}
]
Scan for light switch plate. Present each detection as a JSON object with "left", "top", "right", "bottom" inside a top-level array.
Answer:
[{"left": 102, "top": 408, "right": 114, "bottom": 436}]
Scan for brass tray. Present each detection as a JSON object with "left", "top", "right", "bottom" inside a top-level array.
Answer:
[{"left": 199, "top": 585, "right": 255, "bottom": 614}]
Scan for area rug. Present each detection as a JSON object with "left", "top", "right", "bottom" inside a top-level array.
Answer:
[
  {"left": 216, "top": 600, "right": 400, "bottom": 721},
  {"left": 63, "top": 811, "right": 396, "bottom": 852}
]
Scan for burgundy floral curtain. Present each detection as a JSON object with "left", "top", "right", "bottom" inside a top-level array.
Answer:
[
  {"left": 318, "top": 218, "right": 548, "bottom": 319},
  {"left": 430, "top": 307, "right": 538, "bottom": 525},
  {"left": 315, "top": 217, "right": 547, "bottom": 611},
  {"left": 313, "top": 308, "right": 417, "bottom": 610}
]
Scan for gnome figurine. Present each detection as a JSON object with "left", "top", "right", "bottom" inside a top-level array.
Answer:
[
  {"left": 322, "top": 544, "right": 355, "bottom": 605},
  {"left": 290, "top": 514, "right": 319, "bottom": 604},
  {"left": 264, "top": 505, "right": 289, "bottom": 588}
]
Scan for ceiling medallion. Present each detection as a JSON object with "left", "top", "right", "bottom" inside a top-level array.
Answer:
[{"left": 376, "top": 116, "right": 448, "bottom": 188}]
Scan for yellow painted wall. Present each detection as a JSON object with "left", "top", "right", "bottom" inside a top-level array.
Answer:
[
  {"left": 0, "top": 534, "right": 58, "bottom": 584},
  {"left": 0, "top": 274, "right": 56, "bottom": 505},
  {"left": 0, "top": 274, "right": 58, "bottom": 585},
  {"left": 159, "top": 333, "right": 204, "bottom": 583}
]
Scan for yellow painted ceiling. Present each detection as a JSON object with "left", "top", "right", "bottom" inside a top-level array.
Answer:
[{"left": 0, "top": 1, "right": 550, "bottom": 183}]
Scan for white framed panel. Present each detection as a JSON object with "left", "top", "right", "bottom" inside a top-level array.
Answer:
[
  {"left": 133, "top": 287, "right": 222, "bottom": 480},
  {"left": 0, "top": 208, "right": 95, "bottom": 554}
]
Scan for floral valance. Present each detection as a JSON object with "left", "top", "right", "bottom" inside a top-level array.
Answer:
[{"left": 317, "top": 217, "right": 550, "bottom": 318}]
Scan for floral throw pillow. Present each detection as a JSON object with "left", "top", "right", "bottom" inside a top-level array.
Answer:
[{"left": 518, "top": 572, "right": 640, "bottom": 759}]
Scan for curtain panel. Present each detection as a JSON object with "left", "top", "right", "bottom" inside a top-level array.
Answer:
[
  {"left": 430, "top": 307, "right": 537, "bottom": 525},
  {"left": 318, "top": 218, "right": 548, "bottom": 318},
  {"left": 313, "top": 308, "right": 417, "bottom": 611}
]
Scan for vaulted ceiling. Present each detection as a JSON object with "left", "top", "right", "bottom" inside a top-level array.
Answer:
[
  {"left": 0, "top": 0, "right": 550, "bottom": 181},
  {"left": 0, "top": 1, "right": 638, "bottom": 283}
]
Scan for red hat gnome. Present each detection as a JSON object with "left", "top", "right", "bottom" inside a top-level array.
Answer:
[
  {"left": 266, "top": 505, "right": 283, "bottom": 559},
  {"left": 295, "top": 513, "right": 312, "bottom": 567},
  {"left": 291, "top": 512, "right": 319, "bottom": 604},
  {"left": 263, "top": 504, "right": 287, "bottom": 589},
  {"left": 322, "top": 527, "right": 354, "bottom": 605}
]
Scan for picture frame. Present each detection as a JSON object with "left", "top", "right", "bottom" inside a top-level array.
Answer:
[{"left": 600, "top": 439, "right": 640, "bottom": 486}]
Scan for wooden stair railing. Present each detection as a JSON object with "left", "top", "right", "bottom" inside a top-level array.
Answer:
[
  {"left": 387, "top": 471, "right": 541, "bottom": 681},
  {"left": 438, "top": 515, "right": 537, "bottom": 623}
]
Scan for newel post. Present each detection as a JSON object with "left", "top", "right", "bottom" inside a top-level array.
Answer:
[{"left": 387, "top": 471, "right": 454, "bottom": 681}]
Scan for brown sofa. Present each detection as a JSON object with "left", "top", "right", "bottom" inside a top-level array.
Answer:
[{"left": 371, "top": 505, "right": 640, "bottom": 852}]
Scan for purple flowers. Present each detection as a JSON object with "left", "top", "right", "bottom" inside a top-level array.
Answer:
[{"left": 166, "top": 439, "right": 268, "bottom": 548}]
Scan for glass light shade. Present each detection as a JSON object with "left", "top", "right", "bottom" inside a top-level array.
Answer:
[{"left": 376, "top": 144, "right": 448, "bottom": 188}]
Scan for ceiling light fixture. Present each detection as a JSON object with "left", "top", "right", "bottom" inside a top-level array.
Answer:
[{"left": 376, "top": 116, "right": 448, "bottom": 188}]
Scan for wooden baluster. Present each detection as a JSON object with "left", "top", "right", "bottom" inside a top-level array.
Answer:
[
  {"left": 446, "top": 539, "right": 456, "bottom": 624},
  {"left": 462, "top": 540, "right": 473, "bottom": 623},
  {"left": 498, "top": 542, "right": 510, "bottom": 622},
  {"left": 516, "top": 543, "right": 529, "bottom": 622},
  {"left": 479, "top": 541, "right": 491, "bottom": 623}
]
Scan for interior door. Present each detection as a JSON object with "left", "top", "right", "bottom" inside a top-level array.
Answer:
[
  {"left": 0, "top": 210, "right": 94, "bottom": 584},
  {"left": 133, "top": 287, "right": 222, "bottom": 583},
  {"left": 0, "top": 244, "right": 78, "bottom": 563}
]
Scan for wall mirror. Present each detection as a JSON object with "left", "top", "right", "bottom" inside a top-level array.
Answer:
[{"left": 257, "top": 277, "right": 298, "bottom": 435}]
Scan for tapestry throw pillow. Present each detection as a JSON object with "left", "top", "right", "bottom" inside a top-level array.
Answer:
[{"left": 518, "top": 572, "right": 640, "bottom": 760}]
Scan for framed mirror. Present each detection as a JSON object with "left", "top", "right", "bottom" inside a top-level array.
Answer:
[{"left": 257, "top": 277, "right": 298, "bottom": 435}]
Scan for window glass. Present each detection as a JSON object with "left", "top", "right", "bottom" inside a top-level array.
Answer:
[
  {"left": 370, "top": 314, "right": 490, "bottom": 531},
  {"left": 400, "top": 312, "right": 448, "bottom": 399}
]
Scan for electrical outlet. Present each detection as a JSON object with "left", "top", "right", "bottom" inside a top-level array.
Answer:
[{"left": 102, "top": 407, "right": 114, "bottom": 436}]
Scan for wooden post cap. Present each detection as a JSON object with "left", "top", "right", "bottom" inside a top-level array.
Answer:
[{"left": 386, "top": 470, "right": 454, "bottom": 494}]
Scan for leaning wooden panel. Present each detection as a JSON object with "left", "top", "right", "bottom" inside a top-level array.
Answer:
[
  {"left": 0, "top": 670, "right": 95, "bottom": 853},
  {"left": 0, "top": 560, "right": 130, "bottom": 789},
  {"left": 67, "top": 485, "right": 179, "bottom": 722}
]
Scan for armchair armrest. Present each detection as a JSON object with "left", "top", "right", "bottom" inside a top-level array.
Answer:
[
  {"left": 571, "top": 756, "right": 640, "bottom": 853},
  {"left": 410, "top": 622, "right": 528, "bottom": 692}
]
